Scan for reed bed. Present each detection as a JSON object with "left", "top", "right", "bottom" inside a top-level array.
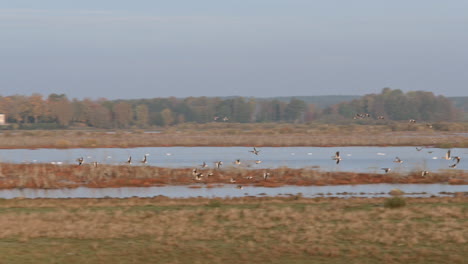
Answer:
[
  {"left": 0, "top": 196, "right": 466, "bottom": 263},
  {"left": 0, "top": 163, "right": 466, "bottom": 189},
  {"left": 0, "top": 123, "right": 467, "bottom": 149}
]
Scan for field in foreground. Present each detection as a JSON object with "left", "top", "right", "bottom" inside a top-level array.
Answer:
[{"left": 0, "top": 196, "right": 466, "bottom": 264}]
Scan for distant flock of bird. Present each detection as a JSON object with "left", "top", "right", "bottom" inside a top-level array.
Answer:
[{"left": 352, "top": 114, "right": 433, "bottom": 128}]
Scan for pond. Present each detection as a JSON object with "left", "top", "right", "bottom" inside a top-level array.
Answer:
[
  {"left": 0, "top": 146, "right": 466, "bottom": 173},
  {"left": 1, "top": 184, "right": 466, "bottom": 199}
]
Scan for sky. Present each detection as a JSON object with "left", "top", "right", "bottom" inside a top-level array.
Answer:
[{"left": 0, "top": 0, "right": 467, "bottom": 99}]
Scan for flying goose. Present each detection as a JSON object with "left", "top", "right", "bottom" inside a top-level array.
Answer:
[
  {"left": 215, "top": 161, "right": 223, "bottom": 169},
  {"left": 416, "top": 147, "right": 423, "bottom": 151},
  {"left": 141, "top": 154, "right": 148, "bottom": 164},
  {"left": 249, "top": 147, "right": 260, "bottom": 155},
  {"left": 452, "top": 156, "right": 461, "bottom": 164},
  {"left": 200, "top": 161, "right": 208, "bottom": 168},
  {"left": 332, "top": 151, "right": 342, "bottom": 164},
  {"left": 263, "top": 172, "right": 270, "bottom": 180},
  {"left": 381, "top": 168, "right": 391, "bottom": 173},
  {"left": 76, "top": 157, "right": 84, "bottom": 166},
  {"left": 449, "top": 163, "right": 457, "bottom": 168},
  {"left": 127, "top": 156, "right": 132, "bottom": 164},
  {"left": 421, "top": 171, "right": 429, "bottom": 176},
  {"left": 93, "top": 161, "right": 98, "bottom": 167},
  {"left": 234, "top": 159, "right": 241, "bottom": 165},
  {"left": 255, "top": 160, "right": 262, "bottom": 164},
  {"left": 393, "top": 157, "right": 403, "bottom": 163},
  {"left": 443, "top": 150, "right": 451, "bottom": 160}
]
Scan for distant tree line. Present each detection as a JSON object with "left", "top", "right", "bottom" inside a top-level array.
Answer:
[{"left": 0, "top": 88, "right": 463, "bottom": 129}]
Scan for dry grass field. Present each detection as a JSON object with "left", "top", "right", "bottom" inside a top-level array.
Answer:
[
  {"left": 0, "top": 123, "right": 467, "bottom": 149},
  {"left": 0, "top": 196, "right": 466, "bottom": 263},
  {"left": 0, "top": 163, "right": 467, "bottom": 189}
]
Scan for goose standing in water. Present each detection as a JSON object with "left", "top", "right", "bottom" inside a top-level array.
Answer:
[
  {"left": 332, "top": 151, "right": 342, "bottom": 164},
  {"left": 249, "top": 147, "right": 260, "bottom": 155}
]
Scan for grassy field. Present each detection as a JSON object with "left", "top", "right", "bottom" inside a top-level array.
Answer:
[
  {"left": 0, "top": 123, "right": 467, "bottom": 149},
  {"left": 0, "top": 196, "right": 466, "bottom": 263},
  {"left": 0, "top": 163, "right": 467, "bottom": 189}
]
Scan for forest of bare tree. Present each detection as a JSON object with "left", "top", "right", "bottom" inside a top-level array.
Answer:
[{"left": 0, "top": 88, "right": 465, "bottom": 129}]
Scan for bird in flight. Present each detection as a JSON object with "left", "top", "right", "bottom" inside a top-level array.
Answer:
[
  {"left": 393, "top": 157, "right": 403, "bottom": 163},
  {"left": 76, "top": 157, "right": 84, "bottom": 166},
  {"left": 249, "top": 147, "right": 260, "bottom": 155},
  {"left": 332, "top": 151, "right": 342, "bottom": 164},
  {"left": 381, "top": 168, "right": 391, "bottom": 173}
]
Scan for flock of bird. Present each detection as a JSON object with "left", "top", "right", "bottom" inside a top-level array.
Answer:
[
  {"left": 379, "top": 149, "right": 461, "bottom": 176},
  {"left": 74, "top": 146, "right": 462, "bottom": 189}
]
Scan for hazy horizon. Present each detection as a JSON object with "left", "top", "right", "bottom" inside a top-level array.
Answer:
[{"left": 1, "top": 1, "right": 467, "bottom": 99}]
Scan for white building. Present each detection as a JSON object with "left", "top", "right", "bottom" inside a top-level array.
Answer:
[{"left": 0, "top": 114, "right": 5, "bottom": 125}]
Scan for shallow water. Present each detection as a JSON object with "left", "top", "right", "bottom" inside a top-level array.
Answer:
[
  {"left": 1, "top": 184, "right": 466, "bottom": 199},
  {"left": 0, "top": 146, "right": 466, "bottom": 173}
]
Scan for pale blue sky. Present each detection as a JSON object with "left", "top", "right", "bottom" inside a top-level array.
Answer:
[{"left": 1, "top": 0, "right": 467, "bottom": 99}]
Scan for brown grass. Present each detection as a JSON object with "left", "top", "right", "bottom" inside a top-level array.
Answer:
[
  {"left": 0, "top": 123, "right": 467, "bottom": 149},
  {"left": 0, "top": 163, "right": 466, "bottom": 189},
  {"left": 0, "top": 196, "right": 466, "bottom": 263}
]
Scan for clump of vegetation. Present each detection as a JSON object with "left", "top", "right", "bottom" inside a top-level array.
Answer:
[
  {"left": 206, "top": 199, "right": 222, "bottom": 208},
  {"left": 384, "top": 196, "right": 407, "bottom": 208}
]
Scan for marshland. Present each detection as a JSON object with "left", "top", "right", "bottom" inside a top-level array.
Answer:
[
  {"left": 0, "top": 196, "right": 466, "bottom": 264},
  {"left": 0, "top": 123, "right": 467, "bottom": 149}
]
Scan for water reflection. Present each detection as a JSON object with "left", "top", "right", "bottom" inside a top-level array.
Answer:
[{"left": 1, "top": 184, "right": 466, "bottom": 199}]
